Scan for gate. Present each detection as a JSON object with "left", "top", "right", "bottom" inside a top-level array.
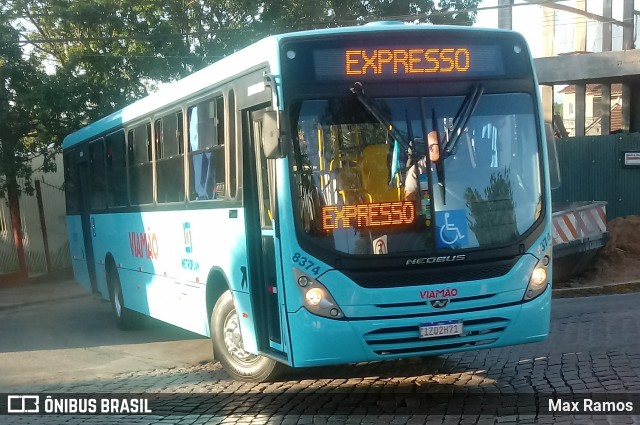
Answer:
[{"left": 0, "top": 177, "right": 70, "bottom": 277}]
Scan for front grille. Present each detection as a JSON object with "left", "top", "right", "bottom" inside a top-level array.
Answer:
[
  {"left": 363, "top": 317, "right": 510, "bottom": 356},
  {"left": 343, "top": 257, "right": 518, "bottom": 288}
]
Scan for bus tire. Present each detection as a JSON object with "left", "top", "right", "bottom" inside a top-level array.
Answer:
[
  {"left": 107, "top": 265, "right": 138, "bottom": 331},
  {"left": 211, "top": 290, "right": 284, "bottom": 382}
]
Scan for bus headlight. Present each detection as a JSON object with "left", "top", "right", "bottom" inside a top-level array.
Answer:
[
  {"left": 305, "top": 287, "right": 325, "bottom": 306},
  {"left": 293, "top": 268, "right": 344, "bottom": 319},
  {"left": 524, "top": 255, "right": 550, "bottom": 301}
]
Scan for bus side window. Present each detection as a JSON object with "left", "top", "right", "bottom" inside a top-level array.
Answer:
[
  {"left": 64, "top": 150, "right": 80, "bottom": 215},
  {"left": 156, "top": 112, "right": 185, "bottom": 203},
  {"left": 187, "top": 95, "right": 225, "bottom": 201},
  {"left": 89, "top": 138, "right": 107, "bottom": 211},
  {"left": 105, "top": 130, "right": 128, "bottom": 207},
  {"left": 128, "top": 123, "right": 153, "bottom": 205}
]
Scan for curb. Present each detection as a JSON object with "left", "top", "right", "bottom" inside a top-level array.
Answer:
[
  {"left": 0, "top": 293, "right": 90, "bottom": 312},
  {"left": 552, "top": 280, "right": 640, "bottom": 298}
]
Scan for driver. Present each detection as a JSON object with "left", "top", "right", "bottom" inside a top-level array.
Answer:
[{"left": 404, "top": 130, "right": 440, "bottom": 202}]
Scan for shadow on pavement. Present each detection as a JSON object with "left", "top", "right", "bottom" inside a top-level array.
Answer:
[{"left": 0, "top": 295, "right": 205, "bottom": 353}]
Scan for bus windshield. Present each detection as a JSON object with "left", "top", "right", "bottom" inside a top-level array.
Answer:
[{"left": 292, "top": 92, "right": 542, "bottom": 256}]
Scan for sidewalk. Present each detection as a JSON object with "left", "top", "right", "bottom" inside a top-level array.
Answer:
[
  {"left": 552, "top": 280, "right": 640, "bottom": 298},
  {"left": 0, "top": 275, "right": 89, "bottom": 311}
]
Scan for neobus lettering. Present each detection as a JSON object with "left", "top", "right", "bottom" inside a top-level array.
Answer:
[
  {"left": 129, "top": 231, "right": 159, "bottom": 260},
  {"left": 420, "top": 288, "right": 459, "bottom": 300},
  {"left": 406, "top": 255, "right": 466, "bottom": 265}
]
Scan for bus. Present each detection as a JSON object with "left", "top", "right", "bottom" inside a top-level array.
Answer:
[{"left": 63, "top": 22, "right": 553, "bottom": 382}]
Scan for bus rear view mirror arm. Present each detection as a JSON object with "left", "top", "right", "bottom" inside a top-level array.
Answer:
[{"left": 262, "top": 111, "right": 286, "bottom": 159}]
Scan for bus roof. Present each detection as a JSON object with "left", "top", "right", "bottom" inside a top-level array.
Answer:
[
  {"left": 277, "top": 21, "right": 517, "bottom": 40},
  {"left": 62, "top": 23, "right": 521, "bottom": 149}
]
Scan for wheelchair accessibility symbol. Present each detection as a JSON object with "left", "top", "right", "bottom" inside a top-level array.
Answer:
[{"left": 435, "top": 210, "right": 469, "bottom": 248}]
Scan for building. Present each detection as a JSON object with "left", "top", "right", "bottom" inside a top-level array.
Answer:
[
  {"left": 0, "top": 153, "right": 70, "bottom": 280},
  {"left": 559, "top": 83, "right": 624, "bottom": 136}
]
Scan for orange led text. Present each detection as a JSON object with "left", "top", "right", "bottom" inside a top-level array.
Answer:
[
  {"left": 321, "top": 201, "right": 416, "bottom": 230},
  {"left": 345, "top": 48, "right": 471, "bottom": 76}
]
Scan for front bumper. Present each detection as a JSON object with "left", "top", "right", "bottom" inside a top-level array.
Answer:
[{"left": 287, "top": 284, "right": 550, "bottom": 368}]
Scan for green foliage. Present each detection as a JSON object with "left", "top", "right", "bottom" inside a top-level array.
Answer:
[
  {"left": 10, "top": 0, "right": 197, "bottom": 123},
  {"left": 554, "top": 101, "right": 563, "bottom": 116},
  {"left": 10, "top": 0, "right": 481, "bottom": 121},
  {"left": 465, "top": 169, "right": 518, "bottom": 246},
  {"left": 0, "top": 10, "right": 58, "bottom": 195},
  {"left": 0, "top": 0, "right": 480, "bottom": 195}
]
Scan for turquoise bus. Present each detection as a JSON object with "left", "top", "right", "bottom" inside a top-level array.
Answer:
[{"left": 63, "top": 22, "right": 552, "bottom": 382}]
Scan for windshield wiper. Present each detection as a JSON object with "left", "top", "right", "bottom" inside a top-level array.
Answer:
[
  {"left": 350, "top": 82, "right": 410, "bottom": 151},
  {"left": 441, "top": 84, "right": 484, "bottom": 159}
]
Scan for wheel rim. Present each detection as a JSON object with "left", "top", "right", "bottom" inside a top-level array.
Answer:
[
  {"left": 222, "top": 310, "right": 259, "bottom": 365},
  {"left": 113, "top": 288, "right": 122, "bottom": 318}
]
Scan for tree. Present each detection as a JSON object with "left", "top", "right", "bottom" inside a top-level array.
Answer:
[
  {"left": 0, "top": 10, "right": 61, "bottom": 278},
  {"left": 9, "top": 0, "right": 481, "bottom": 122},
  {"left": 554, "top": 101, "right": 563, "bottom": 117},
  {"left": 9, "top": 0, "right": 196, "bottom": 124},
  {"left": 465, "top": 169, "right": 518, "bottom": 246}
]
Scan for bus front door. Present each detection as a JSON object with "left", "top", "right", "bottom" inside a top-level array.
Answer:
[
  {"left": 243, "top": 107, "right": 287, "bottom": 357},
  {"left": 76, "top": 155, "right": 98, "bottom": 294}
]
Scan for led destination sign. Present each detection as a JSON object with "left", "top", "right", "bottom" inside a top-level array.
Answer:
[
  {"left": 322, "top": 201, "right": 416, "bottom": 231},
  {"left": 312, "top": 44, "right": 505, "bottom": 81},
  {"left": 345, "top": 48, "right": 470, "bottom": 76}
]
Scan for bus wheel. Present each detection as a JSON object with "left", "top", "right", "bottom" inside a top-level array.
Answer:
[
  {"left": 211, "top": 291, "right": 284, "bottom": 382},
  {"left": 107, "top": 265, "right": 138, "bottom": 330}
]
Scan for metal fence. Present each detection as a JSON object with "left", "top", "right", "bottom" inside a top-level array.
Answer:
[
  {"left": 0, "top": 177, "right": 70, "bottom": 275},
  {"left": 552, "top": 132, "right": 640, "bottom": 221}
]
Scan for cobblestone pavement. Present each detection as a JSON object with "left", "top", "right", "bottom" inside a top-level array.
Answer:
[{"left": 3, "top": 294, "right": 640, "bottom": 424}]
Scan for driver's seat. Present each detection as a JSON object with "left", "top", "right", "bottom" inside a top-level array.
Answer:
[{"left": 360, "top": 144, "right": 401, "bottom": 203}]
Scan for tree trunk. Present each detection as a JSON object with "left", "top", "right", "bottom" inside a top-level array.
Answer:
[{"left": 7, "top": 173, "right": 28, "bottom": 282}]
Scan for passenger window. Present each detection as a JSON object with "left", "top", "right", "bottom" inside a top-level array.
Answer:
[
  {"left": 89, "top": 138, "right": 107, "bottom": 211},
  {"left": 63, "top": 151, "right": 80, "bottom": 214},
  {"left": 187, "top": 96, "right": 225, "bottom": 201},
  {"left": 155, "top": 112, "right": 185, "bottom": 203},
  {"left": 105, "top": 130, "right": 128, "bottom": 207},
  {"left": 127, "top": 123, "right": 153, "bottom": 205}
]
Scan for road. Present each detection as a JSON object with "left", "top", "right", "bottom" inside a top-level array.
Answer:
[
  {"left": 1, "top": 291, "right": 640, "bottom": 424},
  {"left": 0, "top": 294, "right": 210, "bottom": 388}
]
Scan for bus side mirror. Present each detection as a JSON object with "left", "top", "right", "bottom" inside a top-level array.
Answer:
[
  {"left": 544, "top": 122, "right": 561, "bottom": 190},
  {"left": 262, "top": 111, "right": 285, "bottom": 159}
]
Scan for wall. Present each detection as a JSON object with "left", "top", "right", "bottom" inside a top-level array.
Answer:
[
  {"left": 552, "top": 133, "right": 640, "bottom": 220},
  {"left": 0, "top": 154, "right": 70, "bottom": 274}
]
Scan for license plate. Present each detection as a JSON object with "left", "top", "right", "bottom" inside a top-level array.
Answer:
[{"left": 419, "top": 320, "right": 463, "bottom": 339}]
